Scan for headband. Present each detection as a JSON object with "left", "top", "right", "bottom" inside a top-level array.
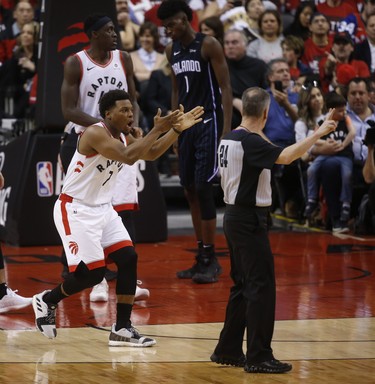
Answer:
[{"left": 86, "top": 16, "right": 112, "bottom": 34}]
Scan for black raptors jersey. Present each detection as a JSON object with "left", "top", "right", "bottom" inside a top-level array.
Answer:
[{"left": 170, "top": 33, "right": 222, "bottom": 113}]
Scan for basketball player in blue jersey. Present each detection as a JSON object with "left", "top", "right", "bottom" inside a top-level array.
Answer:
[{"left": 158, "top": 0, "right": 233, "bottom": 284}]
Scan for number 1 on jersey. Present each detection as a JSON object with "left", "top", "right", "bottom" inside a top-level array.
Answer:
[{"left": 184, "top": 75, "right": 189, "bottom": 93}]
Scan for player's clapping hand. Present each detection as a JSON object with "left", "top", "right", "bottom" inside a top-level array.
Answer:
[
  {"left": 178, "top": 105, "right": 204, "bottom": 132},
  {"left": 153, "top": 108, "right": 183, "bottom": 133}
]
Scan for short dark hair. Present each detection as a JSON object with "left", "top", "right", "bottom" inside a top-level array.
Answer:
[
  {"left": 157, "top": 0, "right": 193, "bottom": 21},
  {"left": 99, "top": 90, "right": 130, "bottom": 118},
  {"left": 242, "top": 87, "right": 270, "bottom": 118},
  {"left": 325, "top": 91, "right": 346, "bottom": 109},
  {"left": 84, "top": 13, "right": 112, "bottom": 38},
  {"left": 139, "top": 21, "right": 160, "bottom": 49}
]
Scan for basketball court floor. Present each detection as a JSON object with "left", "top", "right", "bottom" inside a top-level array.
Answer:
[{"left": 0, "top": 209, "right": 374, "bottom": 383}]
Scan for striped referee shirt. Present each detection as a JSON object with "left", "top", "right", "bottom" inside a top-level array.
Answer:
[{"left": 218, "top": 129, "right": 283, "bottom": 207}]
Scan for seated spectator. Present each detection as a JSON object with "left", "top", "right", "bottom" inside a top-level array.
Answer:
[
  {"left": 264, "top": 58, "right": 305, "bottom": 217},
  {"left": 130, "top": 21, "right": 165, "bottom": 93},
  {"left": 199, "top": 15, "right": 224, "bottom": 45},
  {"left": 319, "top": 32, "right": 370, "bottom": 94},
  {"left": 247, "top": 9, "right": 283, "bottom": 63},
  {"left": 0, "top": 21, "right": 39, "bottom": 118},
  {"left": 0, "top": 0, "right": 34, "bottom": 64},
  {"left": 302, "top": 12, "right": 332, "bottom": 75},
  {"left": 244, "top": 0, "right": 265, "bottom": 43},
  {"left": 281, "top": 35, "right": 312, "bottom": 82},
  {"left": 283, "top": 1, "right": 316, "bottom": 41},
  {"left": 353, "top": 13, "right": 375, "bottom": 74},
  {"left": 295, "top": 81, "right": 326, "bottom": 163},
  {"left": 116, "top": 0, "right": 140, "bottom": 52},
  {"left": 316, "top": 0, "right": 366, "bottom": 43},
  {"left": 360, "top": 0, "right": 375, "bottom": 25},
  {"left": 223, "top": 29, "right": 268, "bottom": 128},
  {"left": 143, "top": 58, "right": 173, "bottom": 176},
  {"left": 305, "top": 92, "right": 355, "bottom": 232},
  {"left": 361, "top": 129, "right": 375, "bottom": 233}
]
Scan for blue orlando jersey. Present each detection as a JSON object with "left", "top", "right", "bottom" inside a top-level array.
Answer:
[{"left": 170, "top": 33, "right": 222, "bottom": 113}]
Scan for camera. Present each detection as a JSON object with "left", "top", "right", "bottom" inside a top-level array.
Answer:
[{"left": 363, "top": 120, "right": 375, "bottom": 146}]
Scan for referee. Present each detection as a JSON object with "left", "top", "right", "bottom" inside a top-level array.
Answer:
[{"left": 211, "top": 87, "right": 337, "bottom": 373}]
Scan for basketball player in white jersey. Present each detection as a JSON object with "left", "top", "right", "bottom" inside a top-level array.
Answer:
[
  {"left": 59, "top": 13, "right": 145, "bottom": 301},
  {"left": 32, "top": 89, "right": 204, "bottom": 345}
]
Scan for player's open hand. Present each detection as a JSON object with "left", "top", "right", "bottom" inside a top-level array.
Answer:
[
  {"left": 153, "top": 108, "right": 183, "bottom": 133},
  {"left": 178, "top": 105, "right": 204, "bottom": 132}
]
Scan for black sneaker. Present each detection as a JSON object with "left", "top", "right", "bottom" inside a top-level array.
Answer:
[
  {"left": 244, "top": 359, "right": 292, "bottom": 373},
  {"left": 304, "top": 201, "right": 318, "bottom": 218},
  {"left": 340, "top": 205, "right": 351, "bottom": 222},
  {"left": 210, "top": 353, "right": 246, "bottom": 367},
  {"left": 176, "top": 255, "right": 203, "bottom": 279},
  {"left": 192, "top": 257, "right": 222, "bottom": 284}
]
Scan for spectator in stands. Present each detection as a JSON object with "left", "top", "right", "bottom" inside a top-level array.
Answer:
[
  {"left": 316, "top": 0, "right": 366, "bottom": 43},
  {"left": 283, "top": 1, "right": 316, "bottom": 41},
  {"left": 305, "top": 92, "right": 355, "bottom": 232},
  {"left": 347, "top": 77, "right": 375, "bottom": 167},
  {"left": 354, "top": 13, "right": 375, "bottom": 74},
  {"left": 264, "top": 58, "right": 304, "bottom": 217},
  {"left": 116, "top": 0, "right": 140, "bottom": 52},
  {"left": 319, "top": 32, "right": 370, "bottom": 94},
  {"left": 295, "top": 81, "right": 326, "bottom": 163},
  {"left": 130, "top": 21, "right": 164, "bottom": 93},
  {"left": 0, "top": 0, "right": 34, "bottom": 64},
  {"left": 362, "top": 130, "right": 375, "bottom": 230},
  {"left": 247, "top": 9, "right": 283, "bottom": 63},
  {"left": 361, "top": 0, "right": 375, "bottom": 24},
  {"left": 302, "top": 12, "right": 332, "bottom": 75},
  {"left": 244, "top": 0, "right": 265, "bottom": 43},
  {"left": 224, "top": 29, "right": 268, "bottom": 128},
  {"left": 199, "top": 16, "right": 224, "bottom": 45},
  {"left": 281, "top": 35, "right": 312, "bottom": 82},
  {"left": 0, "top": 21, "right": 39, "bottom": 118},
  {"left": 143, "top": 57, "right": 173, "bottom": 176}
]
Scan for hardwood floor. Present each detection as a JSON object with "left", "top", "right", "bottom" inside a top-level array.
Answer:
[{"left": 0, "top": 228, "right": 374, "bottom": 383}]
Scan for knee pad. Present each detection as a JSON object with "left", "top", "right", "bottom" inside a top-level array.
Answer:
[
  {"left": 196, "top": 183, "right": 216, "bottom": 220},
  {"left": 109, "top": 246, "right": 138, "bottom": 270}
]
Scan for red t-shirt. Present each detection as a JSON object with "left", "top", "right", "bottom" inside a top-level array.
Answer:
[{"left": 302, "top": 36, "right": 334, "bottom": 74}]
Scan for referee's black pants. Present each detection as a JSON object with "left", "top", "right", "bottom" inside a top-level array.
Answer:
[{"left": 214, "top": 205, "right": 276, "bottom": 364}]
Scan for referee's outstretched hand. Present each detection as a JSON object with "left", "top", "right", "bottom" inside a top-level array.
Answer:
[{"left": 315, "top": 108, "right": 337, "bottom": 138}]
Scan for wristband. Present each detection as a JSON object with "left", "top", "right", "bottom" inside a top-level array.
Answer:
[{"left": 172, "top": 127, "right": 182, "bottom": 135}]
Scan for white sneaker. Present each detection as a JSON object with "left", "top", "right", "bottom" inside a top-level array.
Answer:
[
  {"left": 89, "top": 278, "right": 109, "bottom": 302},
  {"left": 0, "top": 287, "right": 32, "bottom": 313},
  {"left": 135, "top": 280, "right": 150, "bottom": 302},
  {"left": 108, "top": 323, "right": 156, "bottom": 347},
  {"left": 32, "top": 290, "right": 57, "bottom": 339}
]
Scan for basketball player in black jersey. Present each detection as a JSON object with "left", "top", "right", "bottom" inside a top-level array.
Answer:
[
  {"left": 212, "top": 87, "right": 336, "bottom": 373},
  {"left": 158, "top": 0, "right": 233, "bottom": 284}
]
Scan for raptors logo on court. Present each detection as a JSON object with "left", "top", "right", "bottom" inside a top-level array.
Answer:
[{"left": 69, "top": 241, "right": 79, "bottom": 255}]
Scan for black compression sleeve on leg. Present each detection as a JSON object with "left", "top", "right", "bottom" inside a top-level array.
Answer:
[{"left": 196, "top": 182, "right": 216, "bottom": 220}]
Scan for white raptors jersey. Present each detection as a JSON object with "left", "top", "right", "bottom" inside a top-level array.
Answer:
[
  {"left": 66, "top": 49, "right": 128, "bottom": 134},
  {"left": 112, "top": 136, "right": 139, "bottom": 211},
  {"left": 62, "top": 122, "right": 125, "bottom": 205}
]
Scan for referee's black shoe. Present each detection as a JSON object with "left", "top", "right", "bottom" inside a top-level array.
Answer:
[
  {"left": 192, "top": 256, "right": 222, "bottom": 284},
  {"left": 210, "top": 353, "right": 246, "bottom": 367},
  {"left": 244, "top": 359, "right": 292, "bottom": 374}
]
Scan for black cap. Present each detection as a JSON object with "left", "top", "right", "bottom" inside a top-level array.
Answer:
[{"left": 333, "top": 31, "right": 354, "bottom": 46}]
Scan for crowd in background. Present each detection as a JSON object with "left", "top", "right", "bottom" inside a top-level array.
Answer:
[{"left": 1, "top": 0, "right": 375, "bottom": 233}]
